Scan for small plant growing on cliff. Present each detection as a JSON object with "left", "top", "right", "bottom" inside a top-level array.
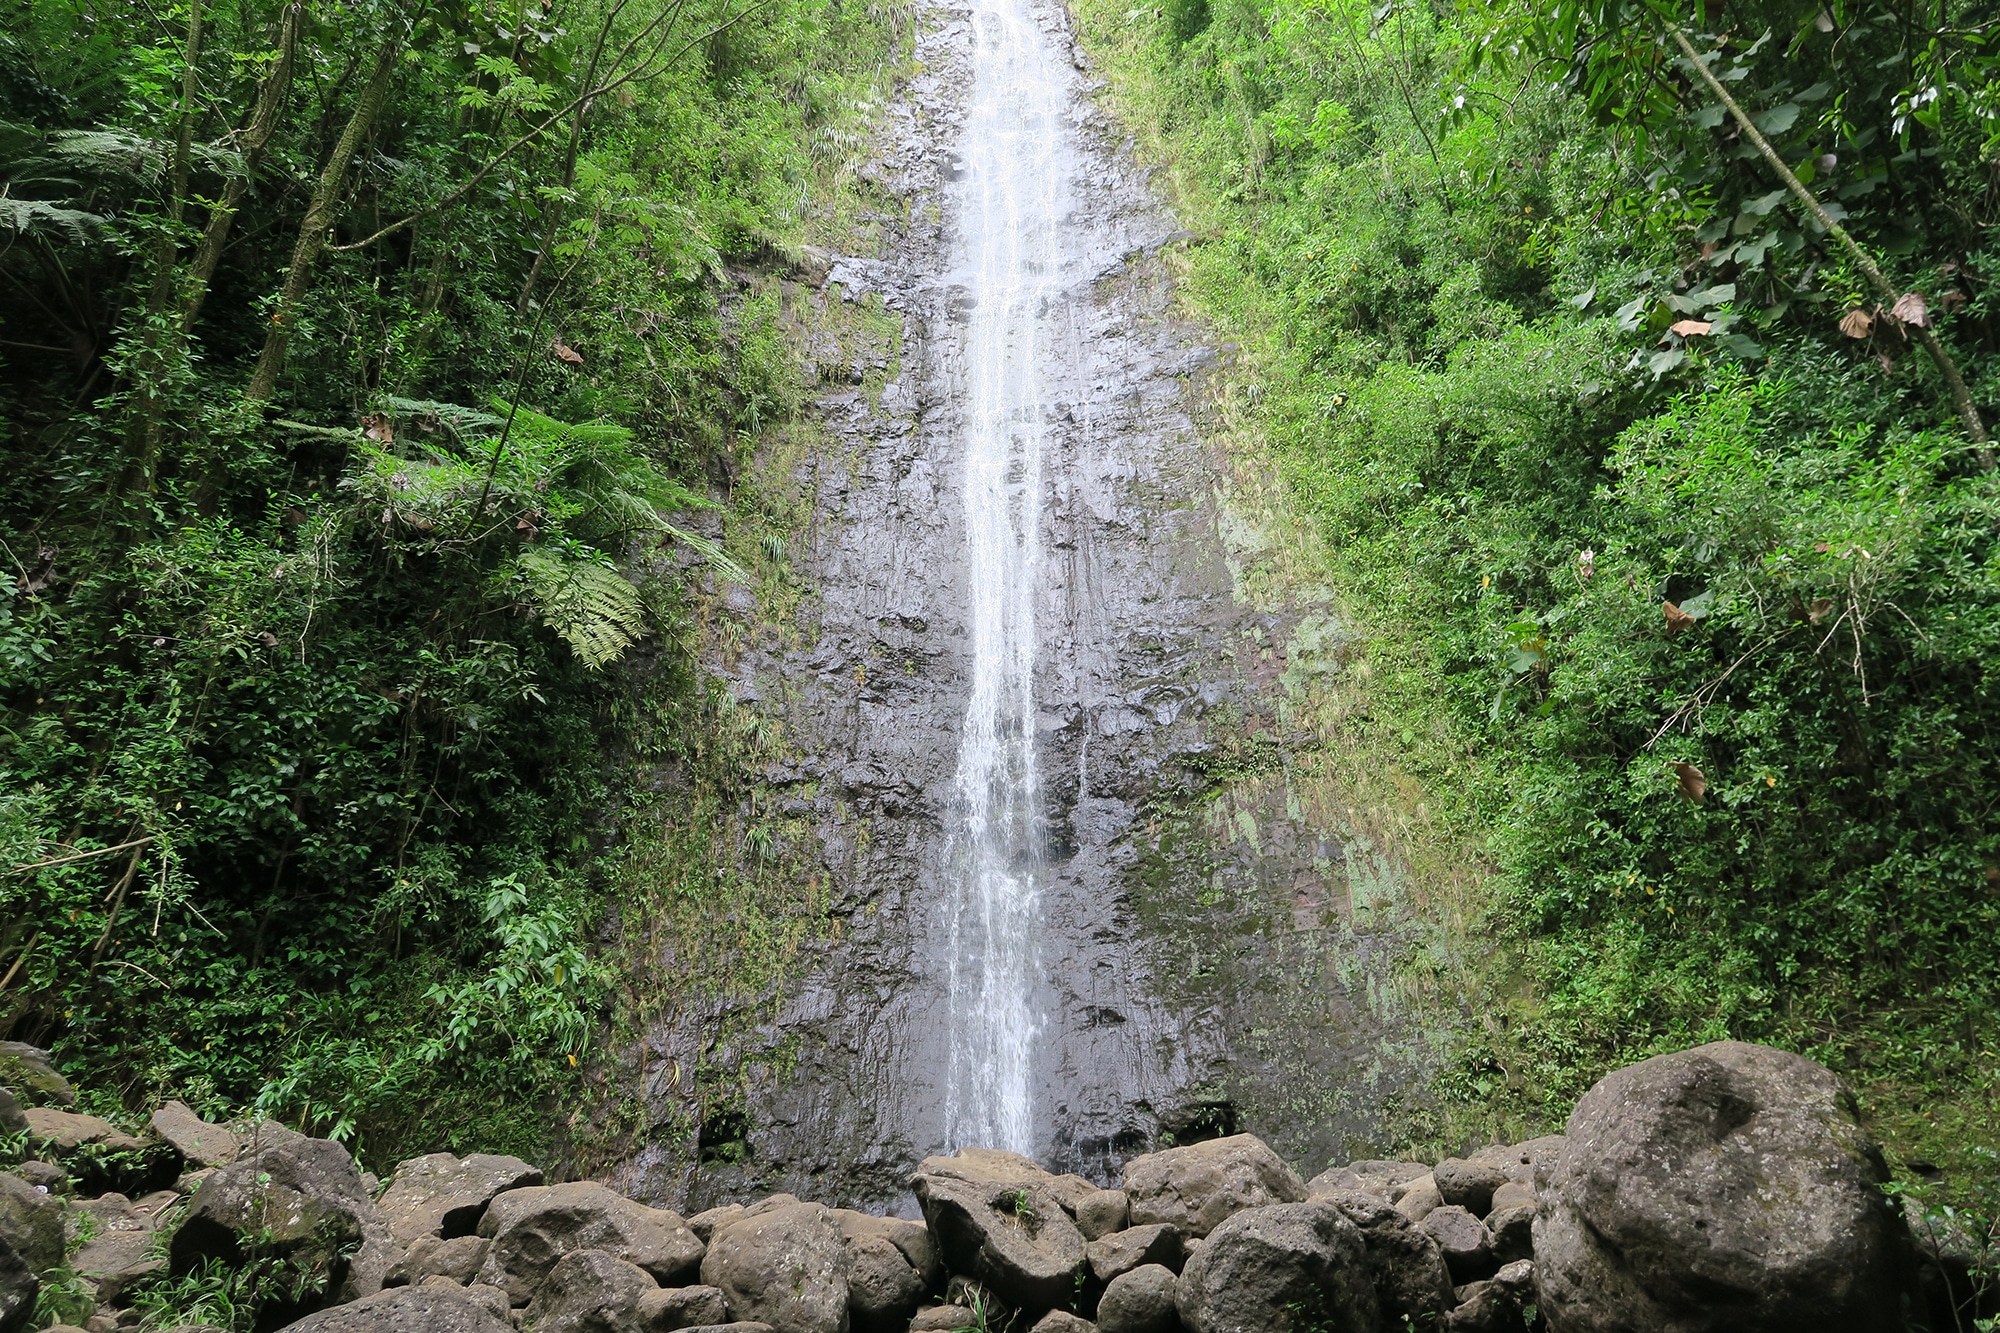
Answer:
[{"left": 998, "top": 1188, "right": 1037, "bottom": 1223}]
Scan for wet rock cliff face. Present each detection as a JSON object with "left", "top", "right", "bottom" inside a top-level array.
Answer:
[{"left": 611, "top": 0, "right": 1430, "bottom": 1212}]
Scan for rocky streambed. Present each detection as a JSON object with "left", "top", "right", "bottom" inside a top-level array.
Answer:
[{"left": 2, "top": 1038, "right": 1989, "bottom": 1332}]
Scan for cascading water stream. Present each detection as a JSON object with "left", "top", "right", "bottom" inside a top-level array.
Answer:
[{"left": 941, "top": 0, "right": 1069, "bottom": 1156}]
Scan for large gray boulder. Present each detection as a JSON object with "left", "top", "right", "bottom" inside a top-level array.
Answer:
[
  {"left": 149, "top": 1102, "right": 240, "bottom": 1169},
  {"left": 476, "top": 1182, "right": 703, "bottom": 1304},
  {"left": 1084, "top": 1223, "right": 1181, "bottom": 1282},
  {"left": 1431, "top": 1159, "right": 1507, "bottom": 1217},
  {"left": 1095, "top": 1263, "right": 1176, "bottom": 1333},
  {"left": 833, "top": 1209, "right": 938, "bottom": 1330},
  {"left": 639, "top": 1284, "right": 732, "bottom": 1330},
  {"left": 524, "top": 1247, "right": 659, "bottom": 1333},
  {"left": 274, "top": 1283, "right": 513, "bottom": 1332},
  {"left": 700, "top": 1201, "right": 849, "bottom": 1333},
  {"left": 0, "top": 1091, "right": 24, "bottom": 1136},
  {"left": 1173, "top": 1201, "right": 1379, "bottom": 1333},
  {"left": 0, "top": 1173, "right": 63, "bottom": 1272},
  {"left": 1534, "top": 1040, "right": 1902, "bottom": 1333},
  {"left": 0, "top": 1234, "right": 34, "bottom": 1333},
  {"left": 1318, "top": 1189, "right": 1454, "bottom": 1325},
  {"left": 913, "top": 1151, "right": 1086, "bottom": 1311},
  {"left": 0, "top": 1044, "right": 72, "bottom": 1108},
  {"left": 378, "top": 1152, "right": 543, "bottom": 1245},
  {"left": 169, "top": 1130, "right": 378, "bottom": 1290},
  {"left": 1419, "top": 1205, "right": 1494, "bottom": 1284},
  {"left": 1122, "top": 1136, "right": 1306, "bottom": 1239},
  {"left": 387, "top": 1236, "right": 492, "bottom": 1287}
]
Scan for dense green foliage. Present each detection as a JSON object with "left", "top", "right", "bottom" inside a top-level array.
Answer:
[
  {"left": 0, "top": 0, "right": 900, "bottom": 1162},
  {"left": 1072, "top": 0, "right": 1999, "bottom": 1176}
]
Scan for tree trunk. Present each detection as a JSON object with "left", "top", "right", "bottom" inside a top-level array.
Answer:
[
  {"left": 181, "top": 0, "right": 306, "bottom": 335},
  {"left": 244, "top": 34, "right": 399, "bottom": 405}
]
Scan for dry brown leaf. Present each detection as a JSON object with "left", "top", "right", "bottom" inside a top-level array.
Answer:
[
  {"left": 1876, "top": 353, "right": 1896, "bottom": 373},
  {"left": 1890, "top": 292, "right": 1929, "bottom": 327},
  {"left": 1663, "top": 600, "right": 1696, "bottom": 635},
  {"left": 1808, "top": 597, "right": 1835, "bottom": 624},
  {"left": 360, "top": 412, "right": 394, "bottom": 443},
  {"left": 1669, "top": 319, "right": 1713, "bottom": 337},
  {"left": 1673, "top": 761, "right": 1707, "bottom": 803},
  {"left": 1838, "top": 308, "right": 1874, "bottom": 338},
  {"left": 1937, "top": 288, "right": 1968, "bottom": 312},
  {"left": 552, "top": 339, "right": 585, "bottom": 365}
]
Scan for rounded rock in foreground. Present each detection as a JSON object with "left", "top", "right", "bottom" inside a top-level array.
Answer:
[
  {"left": 1096, "top": 1262, "right": 1177, "bottom": 1333},
  {"left": 1174, "top": 1201, "right": 1379, "bottom": 1333},
  {"left": 1535, "top": 1040, "right": 1901, "bottom": 1333}
]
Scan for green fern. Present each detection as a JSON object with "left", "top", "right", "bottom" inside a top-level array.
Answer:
[{"left": 514, "top": 549, "right": 649, "bottom": 669}]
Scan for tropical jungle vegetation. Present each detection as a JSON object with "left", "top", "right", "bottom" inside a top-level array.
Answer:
[
  {"left": 1071, "top": 0, "right": 1999, "bottom": 1189},
  {"left": 0, "top": 0, "right": 905, "bottom": 1161}
]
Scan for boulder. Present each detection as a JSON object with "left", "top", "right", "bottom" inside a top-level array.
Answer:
[
  {"left": 833, "top": 1209, "right": 937, "bottom": 1329},
  {"left": 1095, "top": 1264, "right": 1176, "bottom": 1333},
  {"left": 1432, "top": 1160, "right": 1508, "bottom": 1217},
  {"left": 148, "top": 1103, "right": 238, "bottom": 1169},
  {"left": 0, "top": 1172, "right": 63, "bottom": 1272},
  {"left": 636, "top": 1283, "right": 730, "bottom": 1331},
  {"left": 1393, "top": 1175, "right": 1441, "bottom": 1224},
  {"left": 1488, "top": 1180, "right": 1535, "bottom": 1214},
  {"left": 1084, "top": 1223, "right": 1181, "bottom": 1282},
  {"left": 1028, "top": 1313, "right": 1093, "bottom": 1333},
  {"left": 700, "top": 1201, "right": 848, "bottom": 1333},
  {"left": 1339, "top": 1161, "right": 1430, "bottom": 1202},
  {"left": 169, "top": 1131, "right": 376, "bottom": 1284},
  {"left": 1470, "top": 1138, "right": 1566, "bottom": 1186},
  {"left": 430, "top": 1277, "right": 512, "bottom": 1322},
  {"left": 1445, "top": 1259, "right": 1536, "bottom": 1332},
  {"left": 0, "top": 1234, "right": 33, "bottom": 1333},
  {"left": 0, "top": 1091, "right": 23, "bottom": 1136},
  {"left": 1318, "top": 1189, "right": 1454, "bottom": 1325},
  {"left": 12, "top": 1163, "right": 62, "bottom": 1192},
  {"left": 378, "top": 1153, "right": 543, "bottom": 1246},
  {"left": 21, "top": 1109, "right": 145, "bottom": 1153},
  {"left": 1534, "top": 1040, "right": 1902, "bottom": 1333},
  {"left": 689, "top": 1206, "right": 747, "bottom": 1244},
  {"left": 272, "top": 1283, "right": 513, "bottom": 1332},
  {"left": 524, "top": 1247, "right": 658, "bottom": 1333},
  {"left": 1122, "top": 1136, "right": 1307, "bottom": 1240},
  {"left": 1073, "top": 1191, "right": 1128, "bottom": 1241},
  {"left": 71, "top": 1194, "right": 162, "bottom": 1304},
  {"left": 388, "top": 1236, "right": 491, "bottom": 1287},
  {"left": 913, "top": 1154, "right": 1085, "bottom": 1311},
  {"left": 477, "top": 1182, "right": 703, "bottom": 1304},
  {"left": 1418, "top": 1206, "right": 1494, "bottom": 1284},
  {"left": 1174, "top": 1202, "right": 1379, "bottom": 1333},
  {"left": 908, "top": 1307, "right": 977, "bottom": 1331},
  {"left": 0, "top": 1043, "right": 73, "bottom": 1108},
  {"left": 1484, "top": 1204, "right": 1533, "bottom": 1266},
  {"left": 676, "top": 1326, "right": 774, "bottom": 1333}
]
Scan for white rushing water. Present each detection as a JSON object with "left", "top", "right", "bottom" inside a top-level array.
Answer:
[{"left": 942, "top": 0, "right": 1069, "bottom": 1156}]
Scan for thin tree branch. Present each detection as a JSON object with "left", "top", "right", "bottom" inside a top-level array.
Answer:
[{"left": 1670, "top": 25, "right": 1992, "bottom": 469}]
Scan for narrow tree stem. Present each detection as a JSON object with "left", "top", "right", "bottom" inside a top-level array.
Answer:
[
  {"left": 1670, "top": 26, "right": 1992, "bottom": 469},
  {"left": 245, "top": 34, "right": 399, "bottom": 404}
]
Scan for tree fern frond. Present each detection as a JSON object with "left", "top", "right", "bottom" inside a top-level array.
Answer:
[
  {"left": 514, "top": 549, "right": 650, "bottom": 669},
  {"left": 0, "top": 196, "right": 104, "bottom": 243}
]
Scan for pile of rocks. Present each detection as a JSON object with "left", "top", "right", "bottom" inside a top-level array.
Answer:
[{"left": 0, "top": 1039, "right": 1971, "bottom": 1333}]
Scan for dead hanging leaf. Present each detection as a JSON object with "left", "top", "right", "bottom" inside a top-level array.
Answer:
[
  {"left": 1669, "top": 319, "right": 1713, "bottom": 337},
  {"left": 17, "top": 544, "right": 56, "bottom": 595},
  {"left": 1937, "top": 289, "right": 1968, "bottom": 312},
  {"left": 552, "top": 339, "right": 585, "bottom": 366},
  {"left": 1876, "top": 353, "right": 1897, "bottom": 373},
  {"left": 1808, "top": 597, "right": 1836, "bottom": 624},
  {"left": 1890, "top": 292, "right": 1929, "bottom": 327},
  {"left": 1673, "top": 762, "right": 1708, "bottom": 803},
  {"left": 258, "top": 631, "right": 280, "bottom": 647},
  {"left": 1838, "top": 308, "right": 1875, "bottom": 339},
  {"left": 1663, "top": 601, "right": 1696, "bottom": 635},
  {"left": 360, "top": 412, "right": 394, "bottom": 443}
]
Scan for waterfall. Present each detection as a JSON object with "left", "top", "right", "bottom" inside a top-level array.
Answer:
[{"left": 942, "top": 0, "right": 1068, "bottom": 1156}]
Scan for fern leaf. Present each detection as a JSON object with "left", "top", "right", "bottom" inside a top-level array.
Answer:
[{"left": 515, "top": 550, "right": 649, "bottom": 669}]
